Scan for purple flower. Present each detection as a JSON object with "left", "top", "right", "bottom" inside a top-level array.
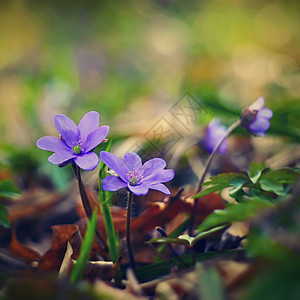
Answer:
[
  {"left": 36, "top": 111, "right": 109, "bottom": 171},
  {"left": 240, "top": 97, "right": 273, "bottom": 136},
  {"left": 100, "top": 151, "right": 174, "bottom": 196},
  {"left": 203, "top": 119, "right": 228, "bottom": 154}
]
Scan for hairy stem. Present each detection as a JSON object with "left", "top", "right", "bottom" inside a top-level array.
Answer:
[
  {"left": 188, "top": 120, "right": 241, "bottom": 236},
  {"left": 126, "top": 191, "right": 135, "bottom": 269},
  {"left": 73, "top": 164, "right": 108, "bottom": 251}
]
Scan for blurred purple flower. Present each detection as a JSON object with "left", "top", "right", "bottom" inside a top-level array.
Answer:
[
  {"left": 204, "top": 119, "right": 228, "bottom": 154},
  {"left": 240, "top": 97, "right": 273, "bottom": 136},
  {"left": 36, "top": 111, "right": 109, "bottom": 171},
  {"left": 100, "top": 151, "right": 174, "bottom": 196}
]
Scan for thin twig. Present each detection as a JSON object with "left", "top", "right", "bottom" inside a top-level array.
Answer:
[
  {"left": 188, "top": 120, "right": 241, "bottom": 236},
  {"left": 169, "top": 187, "right": 184, "bottom": 205}
]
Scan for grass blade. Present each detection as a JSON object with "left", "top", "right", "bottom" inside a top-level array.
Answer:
[
  {"left": 70, "top": 208, "right": 98, "bottom": 283},
  {"left": 99, "top": 141, "right": 119, "bottom": 263}
]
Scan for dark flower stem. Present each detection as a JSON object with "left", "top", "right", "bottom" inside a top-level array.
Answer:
[
  {"left": 188, "top": 120, "right": 241, "bottom": 236},
  {"left": 72, "top": 164, "right": 108, "bottom": 251},
  {"left": 156, "top": 226, "right": 180, "bottom": 257},
  {"left": 126, "top": 191, "right": 135, "bottom": 269}
]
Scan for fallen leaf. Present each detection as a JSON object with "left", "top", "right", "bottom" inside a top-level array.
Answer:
[
  {"left": 59, "top": 241, "right": 116, "bottom": 282},
  {"left": 9, "top": 229, "right": 41, "bottom": 263},
  {"left": 38, "top": 224, "right": 79, "bottom": 271}
]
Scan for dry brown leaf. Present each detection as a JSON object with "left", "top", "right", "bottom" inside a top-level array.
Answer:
[
  {"left": 38, "top": 224, "right": 79, "bottom": 271},
  {"left": 83, "top": 260, "right": 116, "bottom": 282},
  {"left": 7, "top": 188, "right": 65, "bottom": 222},
  {"left": 93, "top": 192, "right": 224, "bottom": 239},
  {"left": 59, "top": 241, "right": 116, "bottom": 282},
  {"left": 58, "top": 242, "right": 74, "bottom": 278},
  {"left": 9, "top": 229, "right": 41, "bottom": 263}
]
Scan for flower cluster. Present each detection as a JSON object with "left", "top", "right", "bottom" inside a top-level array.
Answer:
[
  {"left": 203, "top": 97, "right": 272, "bottom": 156},
  {"left": 37, "top": 97, "right": 272, "bottom": 194},
  {"left": 36, "top": 111, "right": 109, "bottom": 170}
]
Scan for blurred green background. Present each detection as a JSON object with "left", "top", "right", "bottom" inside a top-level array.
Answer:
[{"left": 0, "top": 0, "right": 299, "bottom": 186}]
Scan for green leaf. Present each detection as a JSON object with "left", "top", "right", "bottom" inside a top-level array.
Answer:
[
  {"left": 193, "top": 184, "right": 228, "bottom": 198},
  {"left": 194, "top": 173, "right": 248, "bottom": 198},
  {"left": 146, "top": 237, "right": 189, "bottom": 247},
  {"left": 197, "top": 264, "right": 225, "bottom": 300},
  {"left": 262, "top": 168, "right": 300, "bottom": 184},
  {"left": 205, "top": 173, "right": 247, "bottom": 186},
  {"left": 0, "top": 180, "right": 20, "bottom": 199},
  {"left": 250, "top": 188, "right": 274, "bottom": 202},
  {"left": 178, "top": 234, "right": 195, "bottom": 247},
  {"left": 229, "top": 177, "right": 248, "bottom": 195},
  {"left": 0, "top": 204, "right": 10, "bottom": 228},
  {"left": 259, "top": 178, "right": 286, "bottom": 196},
  {"left": 198, "top": 198, "right": 274, "bottom": 232},
  {"left": 157, "top": 219, "right": 189, "bottom": 253},
  {"left": 230, "top": 189, "right": 247, "bottom": 203},
  {"left": 147, "top": 225, "right": 226, "bottom": 248},
  {"left": 193, "top": 225, "right": 227, "bottom": 245},
  {"left": 70, "top": 208, "right": 98, "bottom": 283},
  {"left": 248, "top": 163, "right": 267, "bottom": 184},
  {"left": 247, "top": 228, "right": 292, "bottom": 264}
]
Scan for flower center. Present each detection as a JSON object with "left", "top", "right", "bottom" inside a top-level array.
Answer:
[
  {"left": 126, "top": 169, "right": 143, "bottom": 186},
  {"left": 72, "top": 138, "right": 83, "bottom": 154}
]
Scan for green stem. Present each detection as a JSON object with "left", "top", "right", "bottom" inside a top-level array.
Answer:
[
  {"left": 190, "top": 248, "right": 196, "bottom": 266},
  {"left": 99, "top": 167, "right": 119, "bottom": 262},
  {"left": 100, "top": 204, "right": 119, "bottom": 261},
  {"left": 188, "top": 120, "right": 241, "bottom": 236},
  {"left": 100, "top": 203, "right": 121, "bottom": 286},
  {"left": 126, "top": 191, "right": 135, "bottom": 269}
]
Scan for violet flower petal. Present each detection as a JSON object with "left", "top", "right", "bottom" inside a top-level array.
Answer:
[
  {"left": 123, "top": 152, "right": 142, "bottom": 170},
  {"left": 257, "top": 107, "right": 273, "bottom": 119},
  {"left": 240, "top": 97, "right": 273, "bottom": 136},
  {"left": 78, "top": 111, "right": 100, "bottom": 144},
  {"left": 141, "top": 158, "right": 167, "bottom": 178},
  {"left": 148, "top": 183, "right": 171, "bottom": 195},
  {"left": 100, "top": 151, "right": 129, "bottom": 181},
  {"left": 102, "top": 175, "right": 127, "bottom": 191},
  {"left": 204, "top": 119, "right": 228, "bottom": 154},
  {"left": 48, "top": 150, "right": 76, "bottom": 164},
  {"left": 84, "top": 126, "right": 109, "bottom": 153},
  {"left": 249, "top": 96, "right": 265, "bottom": 111},
  {"left": 54, "top": 114, "right": 80, "bottom": 148},
  {"left": 74, "top": 152, "right": 99, "bottom": 171},
  {"left": 248, "top": 118, "right": 270, "bottom": 134},
  {"left": 127, "top": 183, "right": 149, "bottom": 196},
  {"left": 36, "top": 136, "right": 69, "bottom": 152},
  {"left": 142, "top": 169, "right": 174, "bottom": 184}
]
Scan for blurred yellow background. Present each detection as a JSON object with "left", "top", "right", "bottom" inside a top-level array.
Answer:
[{"left": 0, "top": 0, "right": 299, "bottom": 147}]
